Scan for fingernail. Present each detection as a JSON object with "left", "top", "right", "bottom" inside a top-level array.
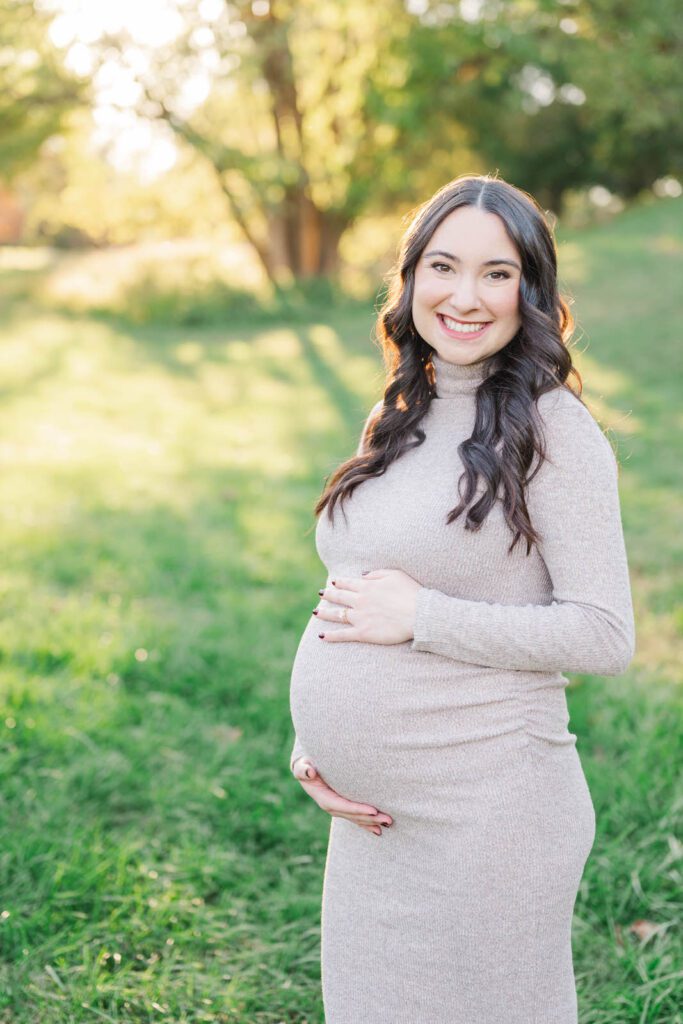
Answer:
[
  {"left": 361, "top": 570, "right": 369, "bottom": 576},
  {"left": 318, "top": 589, "right": 324, "bottom": 596},
  {"left": 381, "top": 821, "right": 391, "bottom": 827},
  {"left": 312, "top": 609, "right": 318, "bottom": 615},
  {"left": 318, "top": 633, "right": 325, "bottom": 639},
  {"left": 305, "top": 768, "right": 314, "bottom": 778},
  {"left": 331, "top": 580, "right": 336, "bottom": 586}
]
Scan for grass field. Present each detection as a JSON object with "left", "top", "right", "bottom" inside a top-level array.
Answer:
[{"left": 0, "top": 195, "right": 681, "bottom": 1022}]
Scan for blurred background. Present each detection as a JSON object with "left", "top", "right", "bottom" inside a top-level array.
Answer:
[{"left": 0, "top": 1, "right": 681, "bottom": 1021}]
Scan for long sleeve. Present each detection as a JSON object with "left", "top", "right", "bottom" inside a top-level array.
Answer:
[{"left": 411, "top": 388, "right": 636, "bottom": 676}]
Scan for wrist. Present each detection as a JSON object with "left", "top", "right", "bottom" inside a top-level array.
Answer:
[{"left": 409, "top": 585, "right": 428, "bottom": 640}]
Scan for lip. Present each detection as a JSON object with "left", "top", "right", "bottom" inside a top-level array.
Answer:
[
  {"left": 442, "top": 315, "right": 488, "bottom": 324},
  {"left": 437, "top": 313, "right": 493, "bottom": 340}
]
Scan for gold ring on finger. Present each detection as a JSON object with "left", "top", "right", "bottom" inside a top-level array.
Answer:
[{"left": 340, "top": 607, "right": 350, "bottom": 625}]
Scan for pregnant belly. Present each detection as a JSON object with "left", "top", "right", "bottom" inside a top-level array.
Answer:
[{"left": 289, "top": 614, "right": 542, "bottom": 810}]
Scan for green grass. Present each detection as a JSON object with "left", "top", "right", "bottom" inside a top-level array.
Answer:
[{"left": 0, "top": 194, "right": 681, "bottom": 1022}]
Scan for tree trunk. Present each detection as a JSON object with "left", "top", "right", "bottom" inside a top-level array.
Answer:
[
  {"left": 319, "top": 210, "right": 347, "bottom": 276},
  {"left": 0, "top": 184, "right": 24, "bottom": 243},
  {"left": 266, "top": 198, "right": 348, "bottom": 280}
]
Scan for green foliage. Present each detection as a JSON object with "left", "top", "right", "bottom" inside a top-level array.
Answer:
[
  {"left": 64, "top": 0, "right": 679, "bottom": 282},
  {"left": 384, "top": 0, "right": 683, "bottom": 209},
  {"left": 0, "top": 193, "right": 681, "bottom": 1020},
  {"left": 95, "top": 271, "right": 363, "bottom": 327},
  {"left": 0, "top": 0, "right": 84, "bottom": 179},
  {"left": 8, "top": 0, "right": 681, "bottom": 271},
  {"left": 84, "top": 0, "right": 478, "bottom": 280},
  {"left": 18, "top": 112, "right": 234, "bottom": 248},
  {"left": 27, "top": 240, "right": 368, "bottom": 326}
]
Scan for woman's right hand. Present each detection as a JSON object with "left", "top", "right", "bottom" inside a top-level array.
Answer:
[{"left": 291, "top": 756, "right": 393, "bottom": 836}]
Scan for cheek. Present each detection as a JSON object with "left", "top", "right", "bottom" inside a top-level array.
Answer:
[
  {"left": 413, "top": 277, "right": 443, "bottom": 311},
  {"left": 490, "top": 284, "right": 520, "bottom": 321}
]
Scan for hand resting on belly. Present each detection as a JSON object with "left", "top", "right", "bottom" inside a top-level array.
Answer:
[
  {"left": 291, "top": 755, "right": 394, "bottom": 837},
  {"left": 314, "top": 568, "right": 421, "bottom": 644}
]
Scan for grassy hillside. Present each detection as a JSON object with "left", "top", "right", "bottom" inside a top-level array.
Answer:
[{"left": 0, "top": 195, "right": 681, "bottom": 1022}]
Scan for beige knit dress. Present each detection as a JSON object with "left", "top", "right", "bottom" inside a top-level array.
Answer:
[{"left": 288, "top": 351, "right": 635, "bottom": 1024}]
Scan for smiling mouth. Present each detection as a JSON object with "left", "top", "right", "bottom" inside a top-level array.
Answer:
[{"left": 437, "top": 314, "right": 492, "bottom": 338}]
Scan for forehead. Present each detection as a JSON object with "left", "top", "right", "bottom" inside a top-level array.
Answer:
[{"left": 424, "top": 206, "right": 519, "bottom": 260}]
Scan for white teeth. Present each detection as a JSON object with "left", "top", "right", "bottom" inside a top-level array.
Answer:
[{"left": 441, "top": 315, "right": 489, "bottom": 334}]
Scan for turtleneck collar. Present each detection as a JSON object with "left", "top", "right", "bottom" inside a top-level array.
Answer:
[{"left": 431, "top": 350, "right": 495, "bottom": 398}]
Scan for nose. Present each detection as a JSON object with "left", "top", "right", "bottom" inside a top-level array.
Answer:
[{"left": 445, "top": 274, "right": 482, "bottom": 314}]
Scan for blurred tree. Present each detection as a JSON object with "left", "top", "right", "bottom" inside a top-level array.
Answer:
[
  {"left": 571, "top": 0, "right": 683, "bottom": 199},
  {"left": 48, "top": 0, "right": 680, "bottom": 276},
  {"left": 0, "top": 0, "right": 83, "bottom": 179},
  {"left": 391, "top": 0, "right": 682, "bottom": 211},
  {"left": 96, "top": 0, "right": 477, "bottom": 284},
  {"left": 18, "top": 108, "right": 234, "bottom": 247}
]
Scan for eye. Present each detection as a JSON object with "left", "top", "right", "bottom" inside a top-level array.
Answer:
[
  {"left": 487, "top": 270, "right": 511, "bottom": 281},
  {"left": 430, "top": 261, "right": 452, "bottom": 273}
]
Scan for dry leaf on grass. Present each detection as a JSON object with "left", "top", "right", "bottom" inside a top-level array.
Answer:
[{"left": 628, "top": 919, "right": 662, "bottom": 942}]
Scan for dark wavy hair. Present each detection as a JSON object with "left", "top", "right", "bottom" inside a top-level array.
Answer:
[{"left": 314, "top": 173, "right": 583, "bottom": 556}]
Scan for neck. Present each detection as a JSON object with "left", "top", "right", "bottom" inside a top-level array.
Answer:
[{"left": 431, "top": 351, "right": 495, "bottom": 397}]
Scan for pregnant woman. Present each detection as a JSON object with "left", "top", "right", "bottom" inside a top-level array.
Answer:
[{"left": 288, "top": 174, "right": 635, "bottom": 1023}]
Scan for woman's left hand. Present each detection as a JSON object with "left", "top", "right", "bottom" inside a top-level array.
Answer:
[{"left": 314, "top": 569, "right": 422, "bottom": 645}]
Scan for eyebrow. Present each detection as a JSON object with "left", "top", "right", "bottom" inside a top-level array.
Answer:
[{"left": 423, "top": 250, "right": 521, "bottom": 271}]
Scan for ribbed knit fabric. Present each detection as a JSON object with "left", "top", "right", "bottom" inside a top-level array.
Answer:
[{"left": 288, "top": 351, "right": 635, "bottom": 1023}]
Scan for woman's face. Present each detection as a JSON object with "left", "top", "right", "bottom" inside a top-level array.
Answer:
[{"left": 411, "top": 205, "right": 522, "bottom": 366}]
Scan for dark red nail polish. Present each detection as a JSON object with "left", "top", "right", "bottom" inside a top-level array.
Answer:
[
  {"left": 361, "top": 570, "right": 369, "bottom": 575},
  {"left": 318, "top": 632, "right": 325, "bottom": 639},
  {"left": 312, "top": 609, "right": 318, "bottom": 615},
  {"left": 331, "top": 579, "right": 336, "bottom": 585},
  {"left": 318, "top": 589, "right": 323, "bottom": 596}
]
